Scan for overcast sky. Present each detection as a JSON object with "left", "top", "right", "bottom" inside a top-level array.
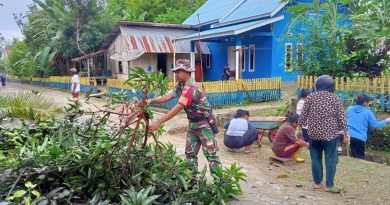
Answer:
[{"left": 0, "top": 0, "right": 34, "bottom": 41}]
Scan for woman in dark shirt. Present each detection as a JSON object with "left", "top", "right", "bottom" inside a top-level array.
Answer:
[{"left": 299, "top": 75, "right": 351, "bottom": 193}]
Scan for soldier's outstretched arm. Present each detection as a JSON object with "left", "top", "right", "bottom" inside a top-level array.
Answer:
[
  {"left": 149, "top": 104, "right": 184, "bottom": 132},
  {"left": 147, "top": 94, "right": 173, "bottom": 105}
]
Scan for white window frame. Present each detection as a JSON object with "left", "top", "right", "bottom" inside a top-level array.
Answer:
[
  {"left": 285, "top": 43, "right": 293, "bottom": 72},
  {"left": 248, "top": 45, "right": 255, "bottom": 72}
]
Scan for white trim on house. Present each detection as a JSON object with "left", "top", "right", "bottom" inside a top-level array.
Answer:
[
  {"left": 285, "top": 43, "right": 293, "bottom": 72},
  {"left": 219, "top": 0, "right": 247, "bottom": 23},
  {"left": 270, "top": 2, "right": 288, "bottom": 17},
  {"left": 177, "top": 16, "right": 284, "bottom": 42},
  {"left": 212, "top": 13, "right": 270, "bottom": 28},
  {"left": 241, "top": 46, "right": 246, "bottom": 72}
]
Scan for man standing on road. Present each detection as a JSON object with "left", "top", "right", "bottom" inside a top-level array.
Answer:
[
  {"left": 70, "top": 68, "right": 80, "bottom": 100},
  {"left": 148, "top": 59, "right": 221, "bottom": 174}
]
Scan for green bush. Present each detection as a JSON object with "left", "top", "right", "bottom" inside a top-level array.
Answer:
[
  {"left": 0, "top": 67, "right": 246, "bottom": 204},
  {"left": 0, "top": 92, "right": 61, "bottom": 120},
  {"left": 368, "top": 127, "right": 390, "bottom": 152}
]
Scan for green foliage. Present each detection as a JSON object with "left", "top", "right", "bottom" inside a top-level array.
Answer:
[
  {"left": 369, "top": 126, "right": 390, "bottom": 152},
  {"left": 126, "top": 67, "right": 171, "bottom": 97},
  {"left": 120, "top": 186, "right": 160, "bottom": 205},
  {"left": 7, "top": 41, "right": 37, "bottom": 77},
  {"left": 0, "top": 67, "right": 246, "bottom": 204},
  {"left": 0, "top": 59, "right": 7, "bottom": 73},
  {"left": 343, "top": 0, "right": 390, "bottom": 77},
  {"left": 0, "top": 92, "right": 60, "bottom": 120},
  {"left": 286, "top": 0, "right": 390, "bottom": 77},
  {"left": 7, "top": 182, "right": 41, "bottom": 205},
  {"left": 286, "top": 0, "right": 349, "bottom": 76},
  {"left": 8, "top": 0, "right": 206, "bottom": 77}
]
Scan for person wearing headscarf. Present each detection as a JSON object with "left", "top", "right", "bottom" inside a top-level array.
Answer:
[
  {"left": 298, "top": 75, "right": 350, "bottom": 193},
  {"left": 223, "top": 109, "right": 260, "bottom": 153},
  {"left": 347, "top": 94, "right": 389, "bottom": 159},
  {"left": 272, "top": 113, "right": 309, "bottom": 162}
]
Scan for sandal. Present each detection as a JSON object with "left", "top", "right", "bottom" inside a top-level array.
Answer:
[
  {"left": 324, "top": 187, "right": 341, "bottom": 194},
  {"left": 244, "top": 149, "right": 256, "bottom": 154},
  {"left": 227, "top": 148, "right": 237, "bottom": 152},
  {"left": 312, "top": 184, "right": 322, "bottom": 191}
]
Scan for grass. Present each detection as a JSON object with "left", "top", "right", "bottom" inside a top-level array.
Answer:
[{"left": 0, "top": 92, "right": 61, "bottom": 120}]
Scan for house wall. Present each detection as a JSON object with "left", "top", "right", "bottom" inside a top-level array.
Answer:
[
  {"left": 204, "top": 26, "right": 273, "bottom": 81},
  {"left": 271, "top": 9, "right": 299, "bottom": 82},
  {"left": 107, "top": 34, "right": 191, "bottom": 80}
]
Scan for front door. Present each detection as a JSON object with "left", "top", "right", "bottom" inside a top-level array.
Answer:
[{"left": 157, "top": 53, "right": 167, "bottom": 76}]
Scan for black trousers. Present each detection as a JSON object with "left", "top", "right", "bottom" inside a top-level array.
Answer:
[{"left": 350, "top": 137, "right": 365, "bottom": 159}]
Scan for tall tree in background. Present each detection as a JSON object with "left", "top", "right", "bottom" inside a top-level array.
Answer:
[{"left": 8, "top": 0, "right": 207, "bottom": 77}]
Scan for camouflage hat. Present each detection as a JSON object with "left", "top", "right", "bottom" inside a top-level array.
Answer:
[{"left": 172, "top": 59, "right": 195, "bottom": 72}]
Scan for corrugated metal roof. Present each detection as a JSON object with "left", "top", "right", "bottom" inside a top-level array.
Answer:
[
  {"left": 178, "top": 16, "right": 284, "bottom": 41},
  {"left": 221, "top": 0, "right": 283, "bottom": 23},
  {"left": 120, "top": 26, "right": 210, "bottom": 54},
  {"left": 183, "top": 0, "right": 285, "bottom": 27},
  {"left": 183, "top": 0, "right": 242, "bottom": 25}
]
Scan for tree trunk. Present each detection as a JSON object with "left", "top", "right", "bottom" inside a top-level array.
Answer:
[{"left": 76, "top": 11, "right": 85, "bottom": 55}]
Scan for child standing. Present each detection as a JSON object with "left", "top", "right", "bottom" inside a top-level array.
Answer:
[{"left": 297, "top": 89, "right": 310, "bottom": 141}]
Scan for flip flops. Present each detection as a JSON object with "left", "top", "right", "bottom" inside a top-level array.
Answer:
[
  {"left": 325, "top": 187, "right": 341, "bottom": 194},
  {"left": 243, "top": 149, "right": 256, "bottom": 154},
  {"left": 312, "top": 184, "right": 322, "bottom": 191}
]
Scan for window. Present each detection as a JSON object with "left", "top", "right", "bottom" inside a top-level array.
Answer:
[
  {"left": 249, "top": 45, "right": 255, "bottom": 72},
  {"left": 118, "top": 61, "right": 123, "bottom": 74},
  {"left": 241, "top": 46, "right": 246, "bottom": 71},
  {"left": 285, "top": 43, "right": 293, "bottom": 72},
  {"left": 296, "top": 43, "right": 304, "bottom": 71},
  {"left": 206, "top": 54, "right": 211, "bottom": 69}
]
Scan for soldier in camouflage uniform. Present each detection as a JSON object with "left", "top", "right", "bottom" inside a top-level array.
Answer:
[{"left": 148, "top": 59, "right": 221, "bottom": 173}]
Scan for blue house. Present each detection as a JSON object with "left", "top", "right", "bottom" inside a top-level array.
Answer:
[{"left": 177, "top": 0, "right": 311, "bottom": 82}]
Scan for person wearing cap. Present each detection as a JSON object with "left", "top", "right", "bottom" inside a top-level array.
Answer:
[
  {"left": 272, "top": 113, "right": 309, "bottom": 162},
  {"left": 299, "top": 75, "right": 351, "bottom": 193},
  {"left": 347, "top": 94, "right": 390, "bottom": 159},
  {"left": 148, "top": 59, "right": 221, "bottom": 174},
  {"left": 223, "top": 109, "right": 260, "bottom": 153},
  {"left": 70, "top": 68, "right": 80, "bottom": 100}
]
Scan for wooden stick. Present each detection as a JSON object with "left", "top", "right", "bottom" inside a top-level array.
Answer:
[{"left": 6, "top": 168, "right": 27, "bottom": 198}]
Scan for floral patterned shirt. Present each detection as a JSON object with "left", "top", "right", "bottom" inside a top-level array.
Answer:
[{"left": 298, "top": 91, "right": 347, "bottom": 141}]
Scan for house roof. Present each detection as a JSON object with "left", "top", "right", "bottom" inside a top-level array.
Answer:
[
  {"left": 183, "top": 0, "right": 286, "bottom": 27},
  {"left": 177, "top": 16, "right": 284, "bottom": 41},
  {"left": 183, "top": 0, "right": 242, "bottom": 26},
  {"left": 119, "top": 25, "right": 205, "bottom": 54},
  {"left": 101, "top": 21, "right": 195, "bottom": 50}
]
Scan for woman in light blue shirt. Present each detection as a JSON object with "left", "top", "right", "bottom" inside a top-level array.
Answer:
[
  {"left": 347, "top": 94, "right": 389, "bottom": 159},
  {"left": 224, "top": 109, "right": 260, "bottom": 153}
]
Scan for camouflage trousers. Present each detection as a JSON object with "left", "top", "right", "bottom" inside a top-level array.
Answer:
[{"left": 185, "top": 126, "right": 221, "bottom": 173}]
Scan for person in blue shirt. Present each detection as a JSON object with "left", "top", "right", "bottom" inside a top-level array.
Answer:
[
  {"left": 347, "top": 94, "right": 390, "bottom": 159},
  {"left": 224, "top": 109, "right": 260, "bottom": 153}
]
